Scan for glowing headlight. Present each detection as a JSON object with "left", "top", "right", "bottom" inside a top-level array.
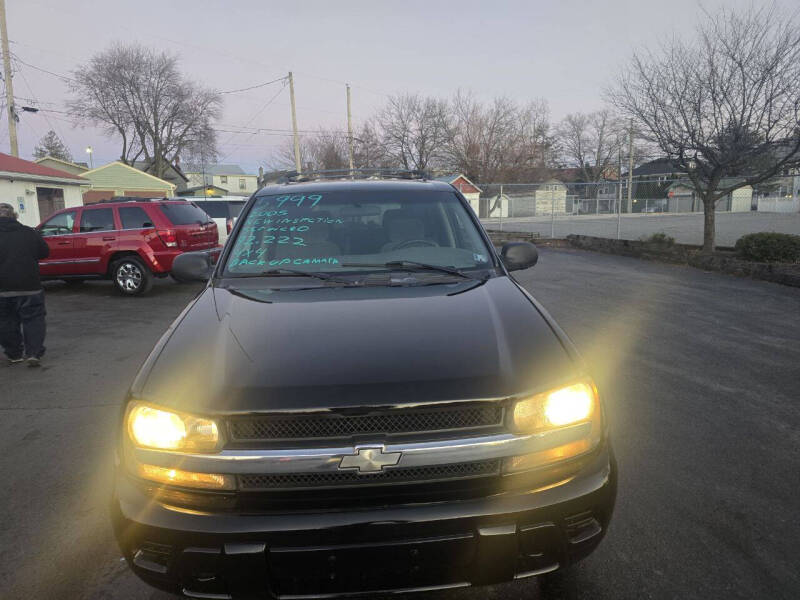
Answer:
[
  {"left": 127, "top": 403, "right": 220, "bottom": 453},
  {"left": 512, "top": 381, "right": 597, "bottom": 433},
  {"left": 507, "top": 380, "right": 602, "bottom": 473}
]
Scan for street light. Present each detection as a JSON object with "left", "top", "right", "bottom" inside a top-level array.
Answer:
[{"left": 86, "top": 146, "right": 93, "bottom": 169}]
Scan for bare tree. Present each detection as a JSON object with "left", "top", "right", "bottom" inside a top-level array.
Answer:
[
  {"left": 271, "top": 129, "right": 347, "bottom": 171},
  {"left": 305, "top": 130, "right": 350, "bottom": 170},
  {"left": 557, "top": 110, "right": 625, "bottom": 183},
  {"left": 375, "top": 94, "right": 450, "bottom": 171},
  {"left": 446, "top": 92, "right": 555, "bottom": 182},
  {"left": 69, "top": 44, "right": 222, "bottom": 178},
  {"left": 33, "top": 130, "right": 73, "bottom": 162},
  {"left": 608, "top": 6, "right": 800, "bottom": 251},
  {"left": 352, "top": 121, "right": 391, "bottom": 169}
]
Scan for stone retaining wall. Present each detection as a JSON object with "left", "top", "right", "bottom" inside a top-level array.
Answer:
[{"left": 566, "top": 234, "right": 800, "bottom": 287}]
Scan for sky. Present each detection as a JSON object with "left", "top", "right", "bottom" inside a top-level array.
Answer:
[{"left": 2, "top": 0, "right": 778, "bottom": 174}]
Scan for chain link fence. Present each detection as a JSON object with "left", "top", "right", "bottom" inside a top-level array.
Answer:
[
  {"left": 466, "top": 178, "right": 800, "bottom": 220},
  {"left": 461, "top": 177, "right": 800, "bottom": 244}
]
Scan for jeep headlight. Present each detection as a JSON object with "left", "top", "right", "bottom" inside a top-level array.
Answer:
[
  {"left": 127, "top": 402, "right": 221, "bottom": 453},
  {"left": 507, "top": 380, "right": 602, "bottom": 473}
]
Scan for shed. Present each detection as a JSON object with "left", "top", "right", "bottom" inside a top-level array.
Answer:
[
  {"left": 0, "top": 152, "right": 87, "bottom": 227},
  {"left": 81, "top": 161, "right": 176, "bottom": 204},
  {"left": 433, "top": 174, "right": 483, "bottom": 214}
]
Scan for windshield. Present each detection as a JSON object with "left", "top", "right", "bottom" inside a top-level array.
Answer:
[{"left": 223, "top": 189, "right": 494, "bottom": 276}]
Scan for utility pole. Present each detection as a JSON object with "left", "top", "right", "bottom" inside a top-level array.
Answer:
[
  {"left": 627, "top": 119, "right": 634, "bottom": 214},
  {"left": 288, "top": 72, "right": 301, "bottom": 173},
  {"left": 616, "top": 148, "right": 623, "bottom": 239},
  {"left": 0, "top": 0, "right": 19, "bottom": 157},
  {"left": 346, "top": 84, "right": 354, "bottom": 175}
]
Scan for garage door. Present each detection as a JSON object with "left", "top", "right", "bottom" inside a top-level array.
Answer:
[{"left": 83, "top": 190, "right": 114, "bottom": 204}]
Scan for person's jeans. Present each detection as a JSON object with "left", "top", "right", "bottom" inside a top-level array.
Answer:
[{"left": 0, "top": 292, "right": 47, "bottom": 360}]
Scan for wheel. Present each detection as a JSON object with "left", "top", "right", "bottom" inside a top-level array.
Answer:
[{"left": 112, "top": 257, "right": 153, "bottom": 296}]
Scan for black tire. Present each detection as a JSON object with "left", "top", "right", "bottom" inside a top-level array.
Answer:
[{"left": 111, "top": 256, "right": 153, "bottom": 296}]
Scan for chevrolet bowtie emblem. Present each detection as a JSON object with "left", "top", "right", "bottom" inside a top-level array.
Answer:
[{"left": 339, "top": 446, "right": 402, "bottom": 473}]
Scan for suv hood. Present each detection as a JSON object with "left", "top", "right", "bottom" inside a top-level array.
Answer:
[{"left": 134, "top": 278, "right": 578, "bottom": 414}]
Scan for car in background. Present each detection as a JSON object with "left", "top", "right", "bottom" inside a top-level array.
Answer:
[
  {"left": 37, "top": 198, "right": 219, "bottom": 296},
  {"left": 188, "top": 197, "right": 247, "bottom": 245}
]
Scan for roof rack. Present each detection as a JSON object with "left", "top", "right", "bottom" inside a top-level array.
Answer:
[
  {"left": 97, "top": 196, "right": 186, "bottom": 204},
  {"left": 278, "top": 168, "right": 430, "bottom": 184}
]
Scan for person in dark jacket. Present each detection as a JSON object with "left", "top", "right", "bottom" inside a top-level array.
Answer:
[{"left": 0, "top": 202, "right": 50, "bottom": 367}]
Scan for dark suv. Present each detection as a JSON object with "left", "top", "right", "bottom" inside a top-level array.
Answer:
[
  {"left": 37, "top": 198, "right": 219, "bottom": 295},
  {"left": 113, "top": 173, "right": 616, "bottom": 598}
]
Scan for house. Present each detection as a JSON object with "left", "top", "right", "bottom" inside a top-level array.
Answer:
[
  {"left": 133, "top": 159, "right": 190, "bottom": 193},
  {"left": 80, "top": 162, "right": 176, "bottom": 204},
  {"left": 184, "top": 164, "right": 259, "bottom": 197},
  {"left": 627, "top": 158, "right": 754, "bottom": 213},
  {"left": 433, "top": 173, "right": 482, "bottom": 214},
  {"left": 0, "top": 152, "right": 87, "bottom": 227},
  {"left": 34, "top": 156, "right": 89, "bottom": 176}
]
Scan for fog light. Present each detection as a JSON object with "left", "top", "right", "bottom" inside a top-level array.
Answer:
[{"left": 136, "top": 463, "right": 235, "bottom": 490}]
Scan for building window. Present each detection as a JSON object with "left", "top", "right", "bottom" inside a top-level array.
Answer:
[
  {"left": 239, "top": 178, "right": 246, "bottom": 190},
  {"left": 220, "top": 175, "right": 228, "bottom": 184}
]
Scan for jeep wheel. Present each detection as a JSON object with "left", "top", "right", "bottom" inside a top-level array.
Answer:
[{"left": 112, "top": 257, "right": 153, "bottom": 296}]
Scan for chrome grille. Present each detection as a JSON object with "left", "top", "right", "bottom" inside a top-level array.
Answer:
[
  {"left": 238, "top": 460, "right": 501, "bottom": 490},
  {"left": 229, "top": 404, "right": 504, "bottom": 442}
]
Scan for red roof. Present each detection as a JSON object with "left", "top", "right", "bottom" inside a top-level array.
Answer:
[{"left": 0, "top": 152, "right": 86, "bottom": 181}]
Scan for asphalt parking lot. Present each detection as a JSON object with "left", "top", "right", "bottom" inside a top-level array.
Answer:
[
  {"left": 482, "top": 211, "right": 800, "bottom": 246},
  {"left": 2, "top": 250, "right": 799, "bottom": 599}
]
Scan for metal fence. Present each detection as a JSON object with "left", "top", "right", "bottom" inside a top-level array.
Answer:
[
  {"left": 468, "top": 179, "right": 800, "bottom": 245},
  {"left": 472, "top": 181, "right": 722, "bottom": 219}
]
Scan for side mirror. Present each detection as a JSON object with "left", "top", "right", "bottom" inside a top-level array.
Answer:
[
  {"left": 172, "top": 251, "right": 215, "bottom": 282},
  {"left": 500, "top": 242, "right": 538, "bottom": 272}
]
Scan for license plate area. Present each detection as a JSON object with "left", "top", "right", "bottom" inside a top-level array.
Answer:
[{"left": 268, "top": 533, "right": 475, "bottom": 597}]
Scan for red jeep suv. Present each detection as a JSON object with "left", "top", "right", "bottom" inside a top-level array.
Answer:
[{"left": 37, "top": 198, "right": 219, "bottom": 295}]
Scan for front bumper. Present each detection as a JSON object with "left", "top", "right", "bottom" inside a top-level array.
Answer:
[{"left": 112, "top": 444, "right": 616, "bottom": 599}]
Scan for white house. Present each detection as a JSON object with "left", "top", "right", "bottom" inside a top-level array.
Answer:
[
  {"left": 184, "top": 164, "right": 259, "bottom": 197},
  {"left": 0, "top": 152, "right": 87, "bottom": 227}
]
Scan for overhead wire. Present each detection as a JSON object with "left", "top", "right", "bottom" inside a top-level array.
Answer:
[
  {"left": 219, "top": 76, "right": 288, "bottom": 95},
  {"left": 12, "top": 56, "right": 70, "bottom": 144},
  {"left": 216, "top": 82, "right": 288, "bottom": 163}
]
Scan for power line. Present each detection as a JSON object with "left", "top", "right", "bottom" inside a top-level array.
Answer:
[
  {"left": 217, "top": 83, "right": 288, "bottom": 163},
  {"left": 12, "top": 56, "right": 69, "bottom": 143},
  {"left": 219, "top": 76, "right": 287, "bottom": 95},
  {"left": 10, "top": 53, "right": 74, "bottom": 82}
]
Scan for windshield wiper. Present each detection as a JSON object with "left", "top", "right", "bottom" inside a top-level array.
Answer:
[
  {"left": 259, "top": 268, "right": 356, "bottom": 285},
  {"left": 342, "top": 260, "right": 489, "bottom": 281}
]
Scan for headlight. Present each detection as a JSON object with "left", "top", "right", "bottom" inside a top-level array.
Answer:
[
  {"left": 506, "top": 380, "right": 602, "bottom": 473},
  {"left": 127, "top": 402, "right": 221, "bottom": 453},
  {"left": 511, "top": 381, "right": 597, "bottom": 433}
]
